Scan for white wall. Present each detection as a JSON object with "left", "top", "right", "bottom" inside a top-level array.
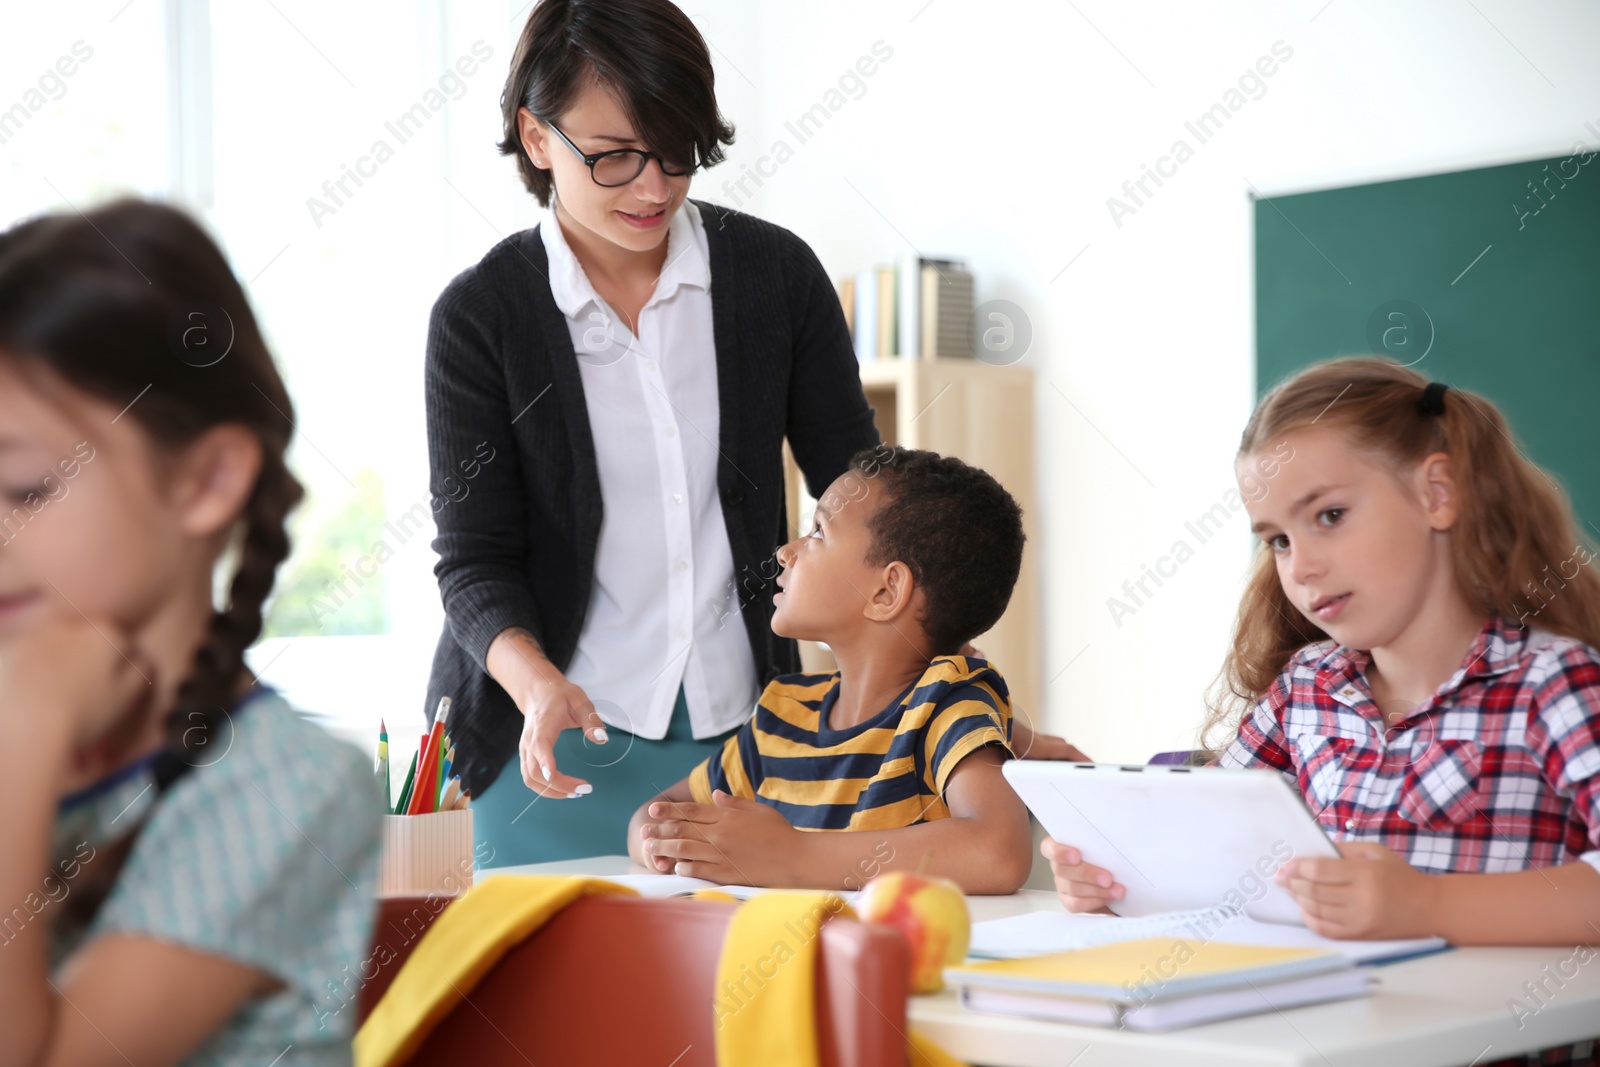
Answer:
[
  {"left": 16, "top": 0, "right": 1588, "bottom": 763},
  {"left": 685, "top": 0, "right": 1600, "bottom": 760}
]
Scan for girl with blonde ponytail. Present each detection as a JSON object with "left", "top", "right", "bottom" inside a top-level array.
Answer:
[
  {"left": 1205, "top": 358, "right": 1600, "bottom": 749},
  {"left": 0, "top": 200, "right": 383, "bottom": 1067},
  {"left": 1047, "top": 359, "right": 1600, "bottom": 977}
]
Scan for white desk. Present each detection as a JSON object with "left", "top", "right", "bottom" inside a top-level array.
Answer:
[{"left": 481, "top": 857, "right": 1600, "bottom": 1067}]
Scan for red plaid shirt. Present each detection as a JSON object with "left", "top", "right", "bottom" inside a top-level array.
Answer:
[
  {"left": 1223, "top": 617, "right": 1600, "bottom": 1065},
  {"left": 1221, "top": 616, "right": 1600, "bottom": 877}
]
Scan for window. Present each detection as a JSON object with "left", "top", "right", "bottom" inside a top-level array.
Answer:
[
  {"left": 0, "top": 6, "right": 168, "bottom": 219},
  {"left": 6, "top": 1, "right": 528, "bottom": 751}
]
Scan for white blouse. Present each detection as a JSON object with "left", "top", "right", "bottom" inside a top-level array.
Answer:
[{"left": 538, "top": 199, "right": 760, "bottom": 740}]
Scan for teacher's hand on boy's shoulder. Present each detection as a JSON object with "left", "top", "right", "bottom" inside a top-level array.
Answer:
[
  {"left": 1011, "top": 720, "right": 1092, "bottom": 762},
  {"left": 1041, "top": 838, "right": 1123, "bottom": 914},
  {"left": 515, "top": 668, "right": 609, "bottom": 799},
  {"left": 955, "top": 642, "right": 1091, "bottom": 762},
  {"left": 641, "top": 790, "right": 802, "bottom": 885}
]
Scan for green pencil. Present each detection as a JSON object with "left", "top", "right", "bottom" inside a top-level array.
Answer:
[
  {"left": 435, "top": 731, "right": 446, "bottom": 809},
  {"left": 393, "top": 750, "right": 418, "bottom": 816}
]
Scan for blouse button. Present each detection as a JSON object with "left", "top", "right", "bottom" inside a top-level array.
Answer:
[
  {"left": 673, "top": 493, "right": 684, "bottom": 505},
  {"left": 1345, "top": 818, "right": 1357, "bottom": 831}
]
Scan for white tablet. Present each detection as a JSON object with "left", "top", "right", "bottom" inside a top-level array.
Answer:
[{"left": 1004, "top": 761, "right": 1339, "bottom": 925}]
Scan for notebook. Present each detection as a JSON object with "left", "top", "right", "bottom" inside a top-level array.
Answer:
[
  {"left": 968, "top": 907, "right": 1448, "bottom": 966},
  {"left": 948, "top": 937, "right": 1370, "bottom": 1032}
]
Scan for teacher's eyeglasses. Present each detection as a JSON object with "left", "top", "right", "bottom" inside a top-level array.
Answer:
[{"left": 546, "top": 121, "right": 694, "bottom": 187}]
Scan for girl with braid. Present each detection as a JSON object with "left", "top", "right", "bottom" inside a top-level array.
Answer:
[{"left": 0, "top": 200, "right": 383, "bottom": 1067}]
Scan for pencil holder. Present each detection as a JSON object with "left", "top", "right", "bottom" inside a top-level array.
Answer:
[{"left": 378, "top": 808, "right": 475, "bottom": 897}]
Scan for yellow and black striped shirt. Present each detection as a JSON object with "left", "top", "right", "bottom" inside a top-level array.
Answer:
[{"left": 688, "top": 656, "right": 1013, "bottom": 831}]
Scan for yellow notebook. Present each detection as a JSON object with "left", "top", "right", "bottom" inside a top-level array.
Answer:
[{"left": 946, "top": 937, "right": 1367, "bottom": 1031}]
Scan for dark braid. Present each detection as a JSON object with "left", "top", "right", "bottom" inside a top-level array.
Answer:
[
  {"left": 0, "top": 198, "right": 303, "bottom": 930},
  {"left": 155, "top": 452, "right": 303, "bottom": 787}
]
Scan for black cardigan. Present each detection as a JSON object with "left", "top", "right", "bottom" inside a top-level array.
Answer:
[{"left": 424, "top": 200, "right": 880, "bottom": 798}]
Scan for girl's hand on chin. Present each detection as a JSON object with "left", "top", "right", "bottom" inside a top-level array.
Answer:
[{"left": 0, "top": 617, "right": 158, "bottom": 771}]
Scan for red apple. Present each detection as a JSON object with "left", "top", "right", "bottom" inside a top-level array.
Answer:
[{"left": 856, "top": 871, "right": 971, "bottom": 994}]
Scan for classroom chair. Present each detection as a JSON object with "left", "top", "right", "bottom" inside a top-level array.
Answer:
[{"left": 358, "top": 891, "right": 911, "bottom": 1067}]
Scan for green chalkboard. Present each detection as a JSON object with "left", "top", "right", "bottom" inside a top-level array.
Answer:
[{"left": 1254, "top": 149, "right": 1600, "bottom": 535}]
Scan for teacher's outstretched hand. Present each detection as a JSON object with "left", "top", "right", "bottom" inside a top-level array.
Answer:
[{"left": 488, "top": 628, "right": 608, "bottom": 798}]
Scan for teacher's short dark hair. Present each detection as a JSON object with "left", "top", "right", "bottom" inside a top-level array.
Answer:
[
  {"left": 498, "top": 0, "right": 736, "bottom": 206},
  {"left": 851, "top": 446, "right": 1026, "bottom": 657}
]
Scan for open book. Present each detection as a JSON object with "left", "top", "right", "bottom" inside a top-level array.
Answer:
[
  {"left": 575, "top": 873, "right": 860, "bottom": 903},
  {"left": 968, "top": 903, "right": 1447, "bottom": 966}
]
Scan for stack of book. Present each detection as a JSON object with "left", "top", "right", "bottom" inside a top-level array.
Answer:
[
  {"left": 839, "top": 254, "right": 975, "bottom": 363},
  {"left": 965, "top": 904, "right": 1448, "bottom": 966},
  {"left": 946, "top": 936, "right": 1370, "bottom": 1032}
]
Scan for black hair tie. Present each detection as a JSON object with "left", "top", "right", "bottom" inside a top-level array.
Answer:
[{"left": 1419, "top": 381, "right": 1449, "bottom": 416}]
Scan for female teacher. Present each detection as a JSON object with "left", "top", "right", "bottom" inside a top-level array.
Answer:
[{"left": 425, "top": 0, "right": 1072, "bottom": 867}]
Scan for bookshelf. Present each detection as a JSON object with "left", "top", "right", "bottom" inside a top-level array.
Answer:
[{"left": 782, "top": 357, "right": 1040, "bottom": 723}]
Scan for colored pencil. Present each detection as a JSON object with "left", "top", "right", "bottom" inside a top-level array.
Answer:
[
  {"left": 409, "top": 732, "right": 436, "bottom": 816},
  {"left": 376, "top": 719, "right": 390, "bottom": 809},
  {"left": 435, "top": 731, "right": 446, "bottom": 808},
  {"left": 407, "top": 699, "right": 452, "bottom": 816},
  {"left": 393, "top": 750, "right": 418, "bottom": 816}
]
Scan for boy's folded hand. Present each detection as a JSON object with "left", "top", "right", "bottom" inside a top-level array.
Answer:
[
  {"left": 1041, "top": 837, "right": 1123, "bottom": 914},
  {"left": 640, "top": 790, "right": 800, "bottom": 885}
]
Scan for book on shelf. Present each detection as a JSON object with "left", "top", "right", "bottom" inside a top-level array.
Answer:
[
  {"left": 843, "top": 256, "right": 974, "bottom": 362},
  {"left": 852, "top": 267, "right": 878, "bottom": 363},
  {"left": 947, "top": 936, "right": 1370, "bottom": 1032},
  {"left": 919, "top": 261, "right": 974, "bottom": 361},
  {"left": 876, "top": 266, "right": 896, "bottom": 360}
]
